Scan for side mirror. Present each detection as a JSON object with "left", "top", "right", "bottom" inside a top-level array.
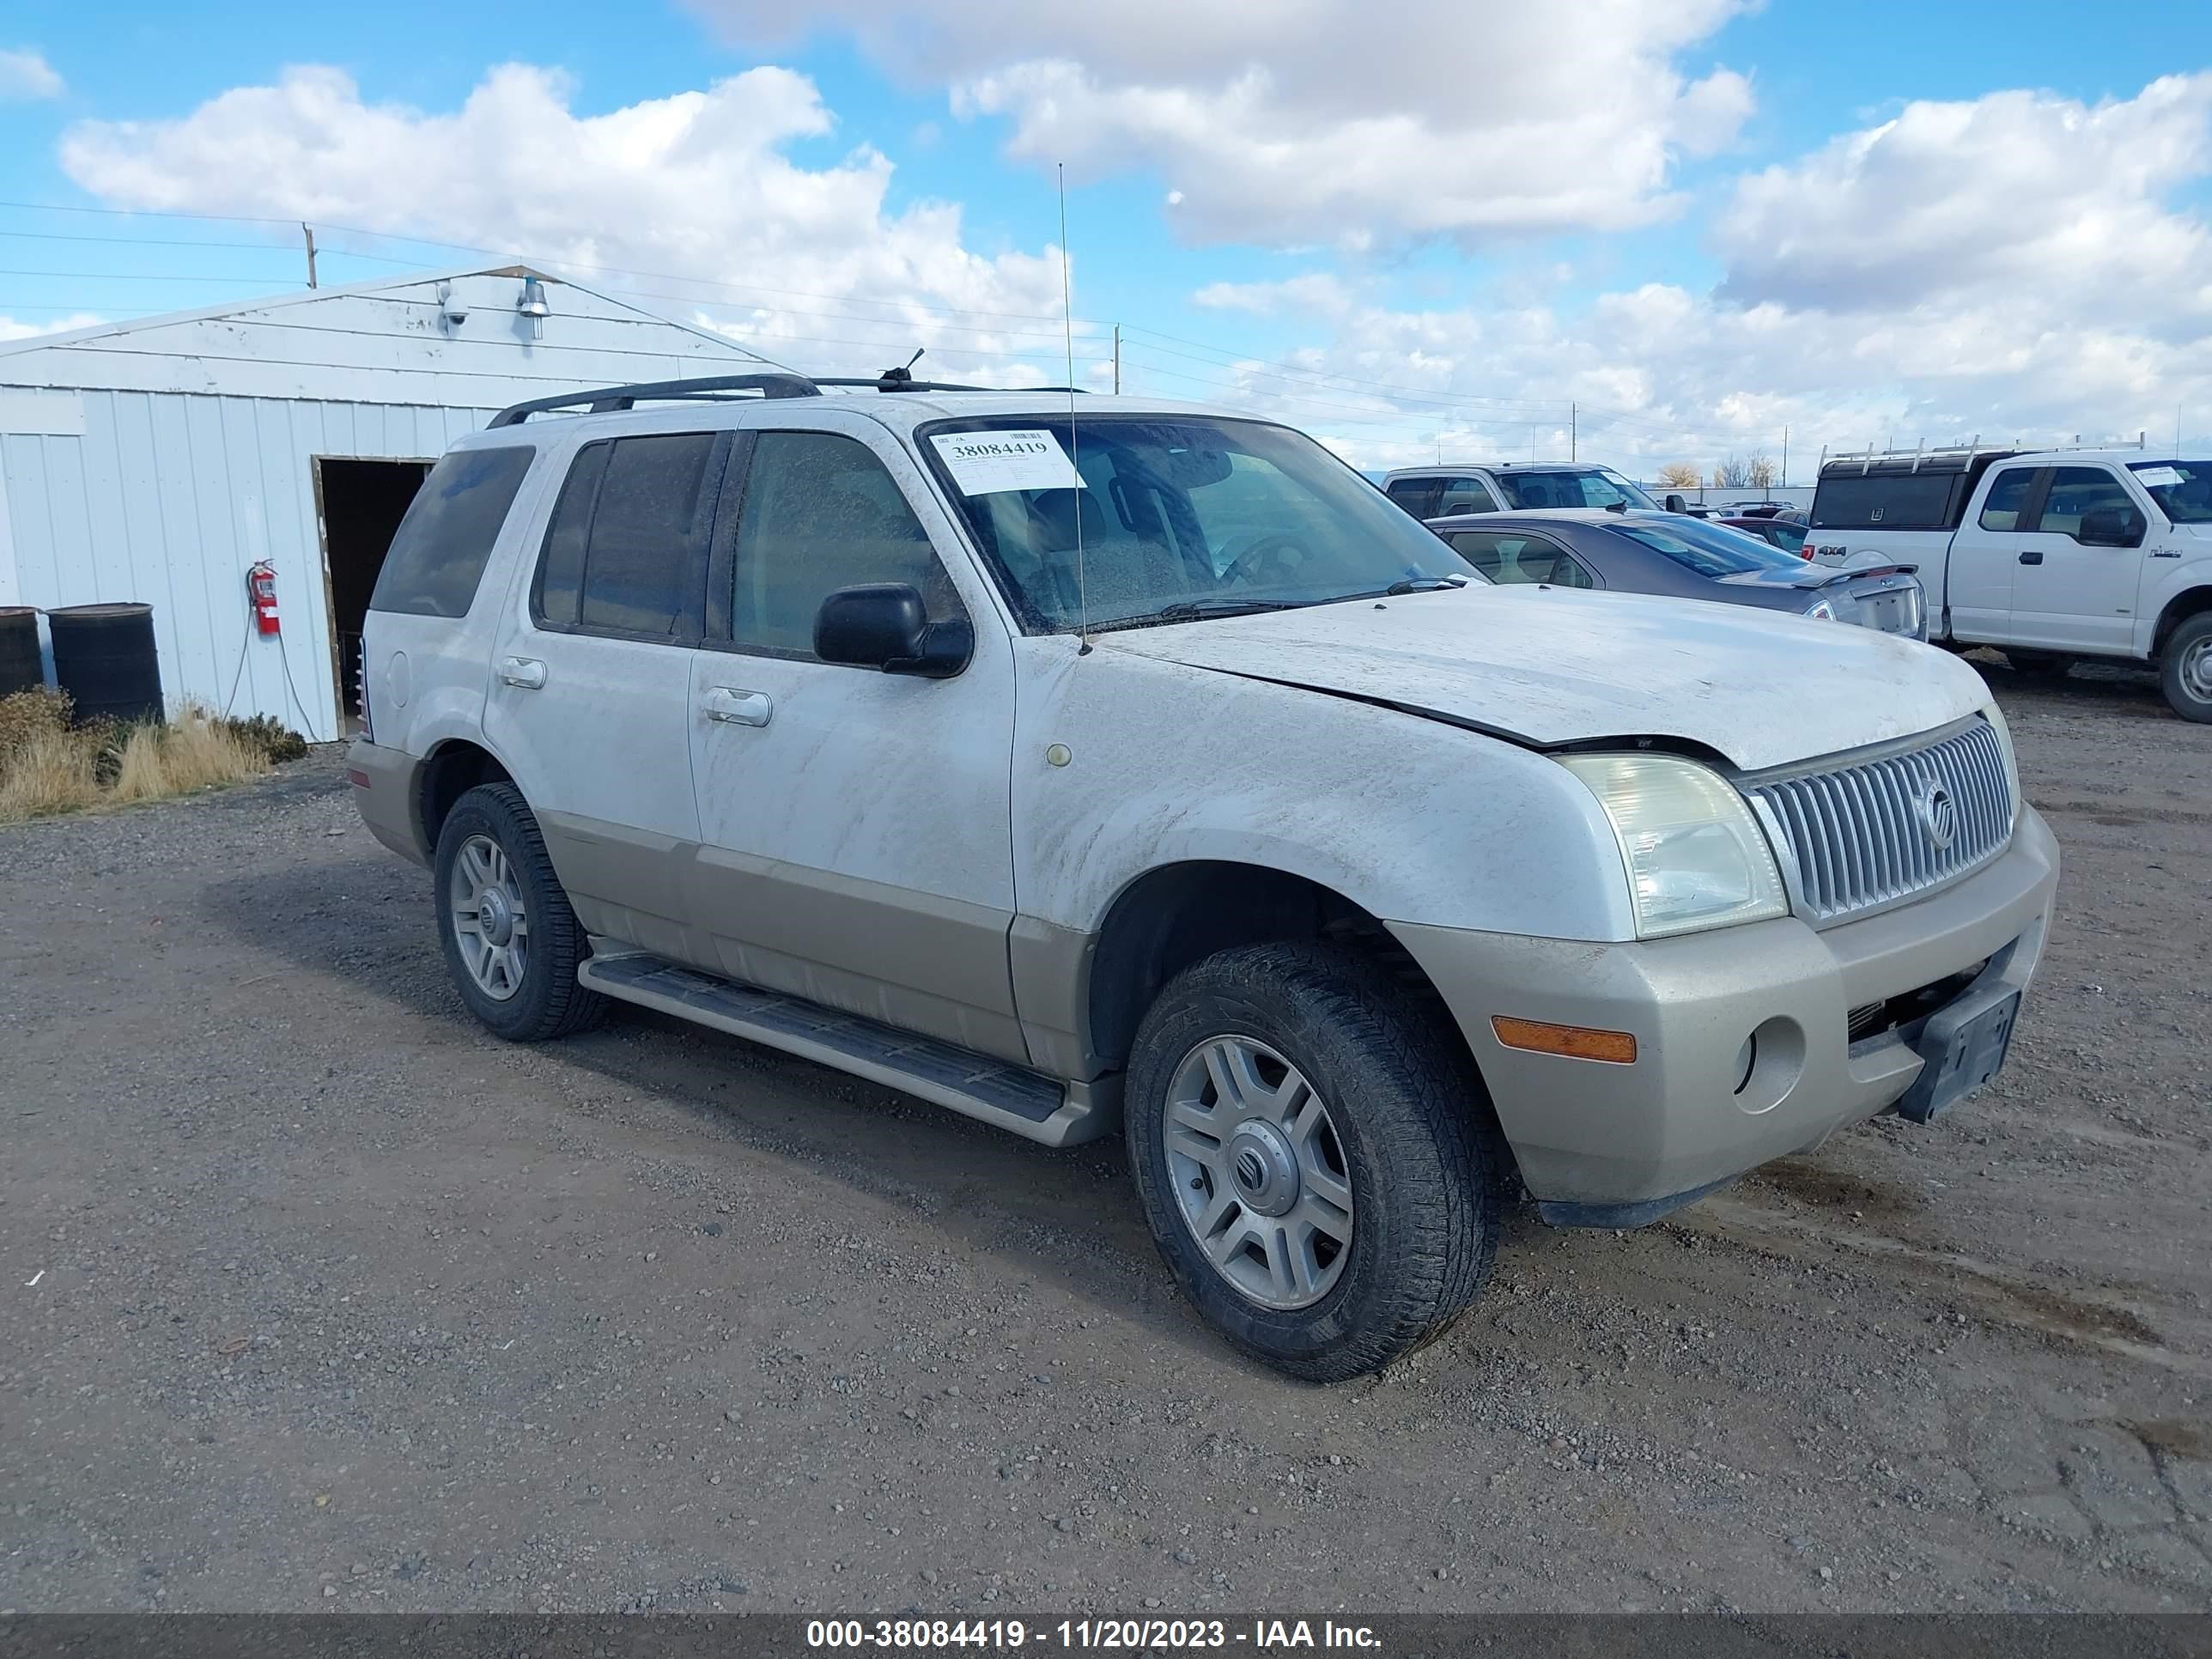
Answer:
[
  {"left": 2077, "top": 508, "right": 2143, "bottom": 548},
  {"left": 1663, "top": 493, "right": 1687, "bottom": 514},
  {"left": 814, "top": 583, "right": 971, "bottom": 678}
]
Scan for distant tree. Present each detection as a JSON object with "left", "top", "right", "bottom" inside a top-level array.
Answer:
[
  {"left": 1711, "top": 455, "right": 1752, "bottom": 489},
  {"left": 1656, "top": 461, "right": 1702, "bottom": 489},
  {"left": 1746, "top": 453, "right": 1778, "bottom": 489}
]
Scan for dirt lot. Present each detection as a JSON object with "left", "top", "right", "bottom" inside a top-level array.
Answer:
[{"left": 2, "top": 664, "right": 2208, "bottom": 1617}]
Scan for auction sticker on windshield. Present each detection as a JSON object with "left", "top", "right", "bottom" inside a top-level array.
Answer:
[
  {"left": 2135, "top": 466, "right": 2184, "bottom": 489},
  {"left": 930, "top": 430, "right": 1085, "bottom": 495}
]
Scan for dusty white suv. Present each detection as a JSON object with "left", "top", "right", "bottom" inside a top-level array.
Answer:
[{"left": 349, "top": 371, "right": 2060, "bottom": 1380}]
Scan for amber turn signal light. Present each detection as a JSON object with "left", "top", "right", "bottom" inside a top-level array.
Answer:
[{"left": 1490, "top": 1016, "right": 1638, "bottom": 1065}]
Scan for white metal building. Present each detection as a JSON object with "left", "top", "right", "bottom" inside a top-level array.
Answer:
[{"left": 0, "top": 264, "right": 779, "bottom": 740}]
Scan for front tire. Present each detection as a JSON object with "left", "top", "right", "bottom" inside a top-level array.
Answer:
[
  {"left": 2160, "top": 614, "right": 2212, "bottom": 723},
  {"left": 1124, "top": 942, "right": 1502, "bottom": 1382},
  {"left": 433, "top": 782, "right": 607, "bottom": 1042}
]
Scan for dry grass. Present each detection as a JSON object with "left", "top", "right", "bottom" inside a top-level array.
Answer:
[
  {"left": 110, "top": 707, "right": 266, "bottom": 804},
  {"left": 0, "top": 692, "right": 277, "bottom": 823},
  {"left": 0, "top": 725, "right": 102, "bottom": 820}
]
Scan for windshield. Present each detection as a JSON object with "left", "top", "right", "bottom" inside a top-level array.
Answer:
[
  {"left": 1613, "top": 516, "right": 1808, "bottom": 578},
  {"left": 1764, "top": 522, "right": 1808, "bottom": 555},
  {"left": 921, "top": 416, "right": 1476, "bottom": 631},
  {"left": 1490, "top": 468, "right": 1656, "bottom": 511},
  {"left": 2129, "top": 459, "right": 2212, "bottom": 525}
]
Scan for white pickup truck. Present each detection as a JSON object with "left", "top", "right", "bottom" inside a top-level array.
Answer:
[
  {"left": 1807, "top": 447, "right": 2212, "bottom": 720},
  {"left": 349, "top": 374, "right": 2059, "bottom": 1379}
]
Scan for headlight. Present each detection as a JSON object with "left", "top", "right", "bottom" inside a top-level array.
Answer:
[
  {"left": 1803, "top": 597, "right": 1838, "bottom": 621},
  {"left": 1982, "top": 702, "right": 2021, "bottom": 832},
  {"left": 1559, "top": 752, "right": 1789, "bottom": 939}
]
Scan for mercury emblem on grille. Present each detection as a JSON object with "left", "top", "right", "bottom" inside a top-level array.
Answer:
[{"left": 1913, "top": 778, "right": 1957, "bottom": 851}]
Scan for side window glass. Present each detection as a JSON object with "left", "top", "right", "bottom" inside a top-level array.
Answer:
[
  {"left": 1447, "top": 531, "right": 1504, "bottom": 578},
  {"left": 1385, "top": 478, "right": 1442, "bottom": 520},
  {"left": 1452, "top": 533, "right": 1585, "bottom": 586},
  {"left": 577, "top": 434, "right": 718, "bottom": 635},
  {"left": 1547, "top": 550, "right": 1598, "bottom": 589},
  {"left": 534, "top": 441, "right": 609, "bottom": 628},
  {"left": 2038, "top": 467, "right": 2140, "bottom": 542},
  {"left": 1978, "top": 468, "right": 2039, "bottom": 532},
  {"left": 728, "top": 432, "right": 961, "bottom": 659},
  {"left": 1436, "top": 477, "right": 1498, "bottom": 515}
]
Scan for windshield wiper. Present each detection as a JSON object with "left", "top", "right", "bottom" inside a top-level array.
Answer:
[
  {"left": 1090, "top": 599, "right": 1302, "bottom": 634},
  {"left": 1382, "top": 575, "right": 1469, "bottom": 594}
]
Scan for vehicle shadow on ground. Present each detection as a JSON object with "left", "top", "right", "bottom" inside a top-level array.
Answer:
[
  {"left": 195, "top": 854, "right": 1288, "bottom": 1373},
  {"left": 1976, "top": 654, "right": 2173, "bottom": 718}
]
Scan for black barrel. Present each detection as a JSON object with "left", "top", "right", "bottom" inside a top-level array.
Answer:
[
  {"left": 48, "top": 603, "right": 162, "bottom": 726},
  {"left": 0, "top": 606, "right": 41, "bottom": 698}
]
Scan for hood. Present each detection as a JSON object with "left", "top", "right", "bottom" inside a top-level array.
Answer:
[{"left": 1099, "top": 586, "right": 1987, "bottom": 772}]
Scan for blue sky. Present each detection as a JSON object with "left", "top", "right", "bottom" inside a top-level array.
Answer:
[{"left": 2, "top": 0, "right": 2209, "bottom": 472}]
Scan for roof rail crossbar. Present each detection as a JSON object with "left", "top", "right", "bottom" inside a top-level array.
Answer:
[{"left": 489, "top": 372, "right": 822, "bottom": 427}]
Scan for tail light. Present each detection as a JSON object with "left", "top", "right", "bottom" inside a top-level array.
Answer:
[{"left": 357, "top": 651, "right": 374, "bottom": 744}]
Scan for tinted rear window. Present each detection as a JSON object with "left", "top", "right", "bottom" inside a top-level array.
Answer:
[
  {"left": 578, "top": 434, "right": 718, "bottom": 635},
  {"left": 1615, "top": 520, "right": 1803, "bottom": 578},
  {"left": 368, "top": 446, "right": 535, "bottom": 617},
  {"left": 1810, "top": 473, "right": 1959, "bottom": 530},
  {"left": 532, "top": 434, "right": 719, "bottom": 637}
]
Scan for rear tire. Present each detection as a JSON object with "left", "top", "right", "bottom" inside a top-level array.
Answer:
[
  {"left": 2162, "top": 614, "right": 2212, "bottom": 723},
  {"left": 1124, "top": 941, "right": 1502, "bottom": 1382},
  {"left": 433, "top": 782, "right": 607, "bottom": 1042}
]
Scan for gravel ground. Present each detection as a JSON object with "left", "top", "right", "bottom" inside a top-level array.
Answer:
[{"left": 2, "top": 661, "right": 2208, "bottom": 1617}]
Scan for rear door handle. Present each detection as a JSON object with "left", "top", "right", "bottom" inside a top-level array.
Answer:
[
  {"left": 704, "top": 687, "right": 774, "bottom": 726},
  {"left": 498, "top": 656, "right": 547, "bottom": 690},
  {"left": 2018, "top": 550, "right": 2044, "bottom": 565}
]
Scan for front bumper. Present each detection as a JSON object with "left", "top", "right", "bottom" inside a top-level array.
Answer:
[
  {"left": 347, "top": 738, "right": 430, "bottom": 866},
  {"left": 1391, "top": 806, "right": 2059, "bottom": 1222}
]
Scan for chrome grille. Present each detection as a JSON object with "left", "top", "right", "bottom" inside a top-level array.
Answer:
[{"left": 1746, "top": 720, "right": 2013, "bottom": 923}]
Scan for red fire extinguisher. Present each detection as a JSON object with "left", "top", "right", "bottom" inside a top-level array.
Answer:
[{"left": 247, "top": 561, "right": 280, "bottom": 635}]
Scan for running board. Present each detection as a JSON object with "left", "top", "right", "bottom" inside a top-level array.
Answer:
[{"left": 575, "top": 951, "right": 1115, "bottom": 1147}]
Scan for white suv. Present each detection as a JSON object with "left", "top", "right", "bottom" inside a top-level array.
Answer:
[{"left": 350, "top": 373, "right": 2060, "bottom": 1380}]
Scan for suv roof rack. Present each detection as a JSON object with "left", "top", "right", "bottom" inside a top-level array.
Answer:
[
  {"left": 489, "top": 367, "right": 1093, "bottom": 428},
  {"left": 489, "top": 373, "right": 820, "bottom": 427}
]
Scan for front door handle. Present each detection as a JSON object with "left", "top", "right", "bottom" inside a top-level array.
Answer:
[
  {"left": 2018, "top": 550, "right": 2044, "bottom": 566},
  {"left": 704, "top": 687, "right": 774, "bottom": 727},
  {"left": 499, "top": 656, "right": 547, "bottom": 690}
]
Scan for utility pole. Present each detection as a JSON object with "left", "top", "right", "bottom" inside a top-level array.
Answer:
[
  {"left": 1112, "top": 325, "right": 1121, "bottom": 395},
  {"left": 301, "top": 223, "right": 318, "bottom": 289},
  {"left": 1571, "top": 402, "right": 1577, "bottom": 463},
  {"left": 1781, "top": 424, "right": 1789, "bottom": 489}
]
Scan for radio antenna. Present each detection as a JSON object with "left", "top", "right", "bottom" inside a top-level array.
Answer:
[{"left": 1058, "top": 163, "right": 1091, "bottom": 655}]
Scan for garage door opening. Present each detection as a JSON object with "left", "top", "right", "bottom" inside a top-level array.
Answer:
[{"left": 318, "top": 458, "right": 431, "bottom": 730}]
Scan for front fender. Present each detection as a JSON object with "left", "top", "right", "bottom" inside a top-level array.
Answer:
[{"left": 1011, "top": 640, "right": 1632, "bottom": 942}]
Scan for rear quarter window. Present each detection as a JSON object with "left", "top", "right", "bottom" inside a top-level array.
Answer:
[{"left": 368, "top": 445, "right": 537, "bottom": 617}]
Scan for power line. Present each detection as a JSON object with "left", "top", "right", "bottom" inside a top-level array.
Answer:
[
  {"left": 0, "top": 202, "right": 1759, "bottom": 447},
  {"left": 0, "top": 265, "right": 309, "bottom": 285},
  {"left": 0, "top": 200, "right": 1122, "bottom": 329}
]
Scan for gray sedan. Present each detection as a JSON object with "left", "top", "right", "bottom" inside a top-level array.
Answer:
[{"left": 1426, "top": 508, "right": 1927, "bottom": 637}]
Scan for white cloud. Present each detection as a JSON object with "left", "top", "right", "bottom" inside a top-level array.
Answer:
[
  {"left": 1193, "top": 274, "right": 1358, "bottom": 319},
  {"left": 689, "top": 0, "right": 1755, "bottom": 250},
  {"left": 1717, "top": 74, "right": 2212, "bottom": 318},
  {"left": 56, "top": 64, "right": 1079, "bottom": 380},
  {"left": 0, "top": 313, "right": 101, "bottom": 342},
  {"left": 0, "top": 46, "right": 64, "bottom": 100},
  {"left": 1156, "top": 74, "right": 2212, "bottom": 473}
]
